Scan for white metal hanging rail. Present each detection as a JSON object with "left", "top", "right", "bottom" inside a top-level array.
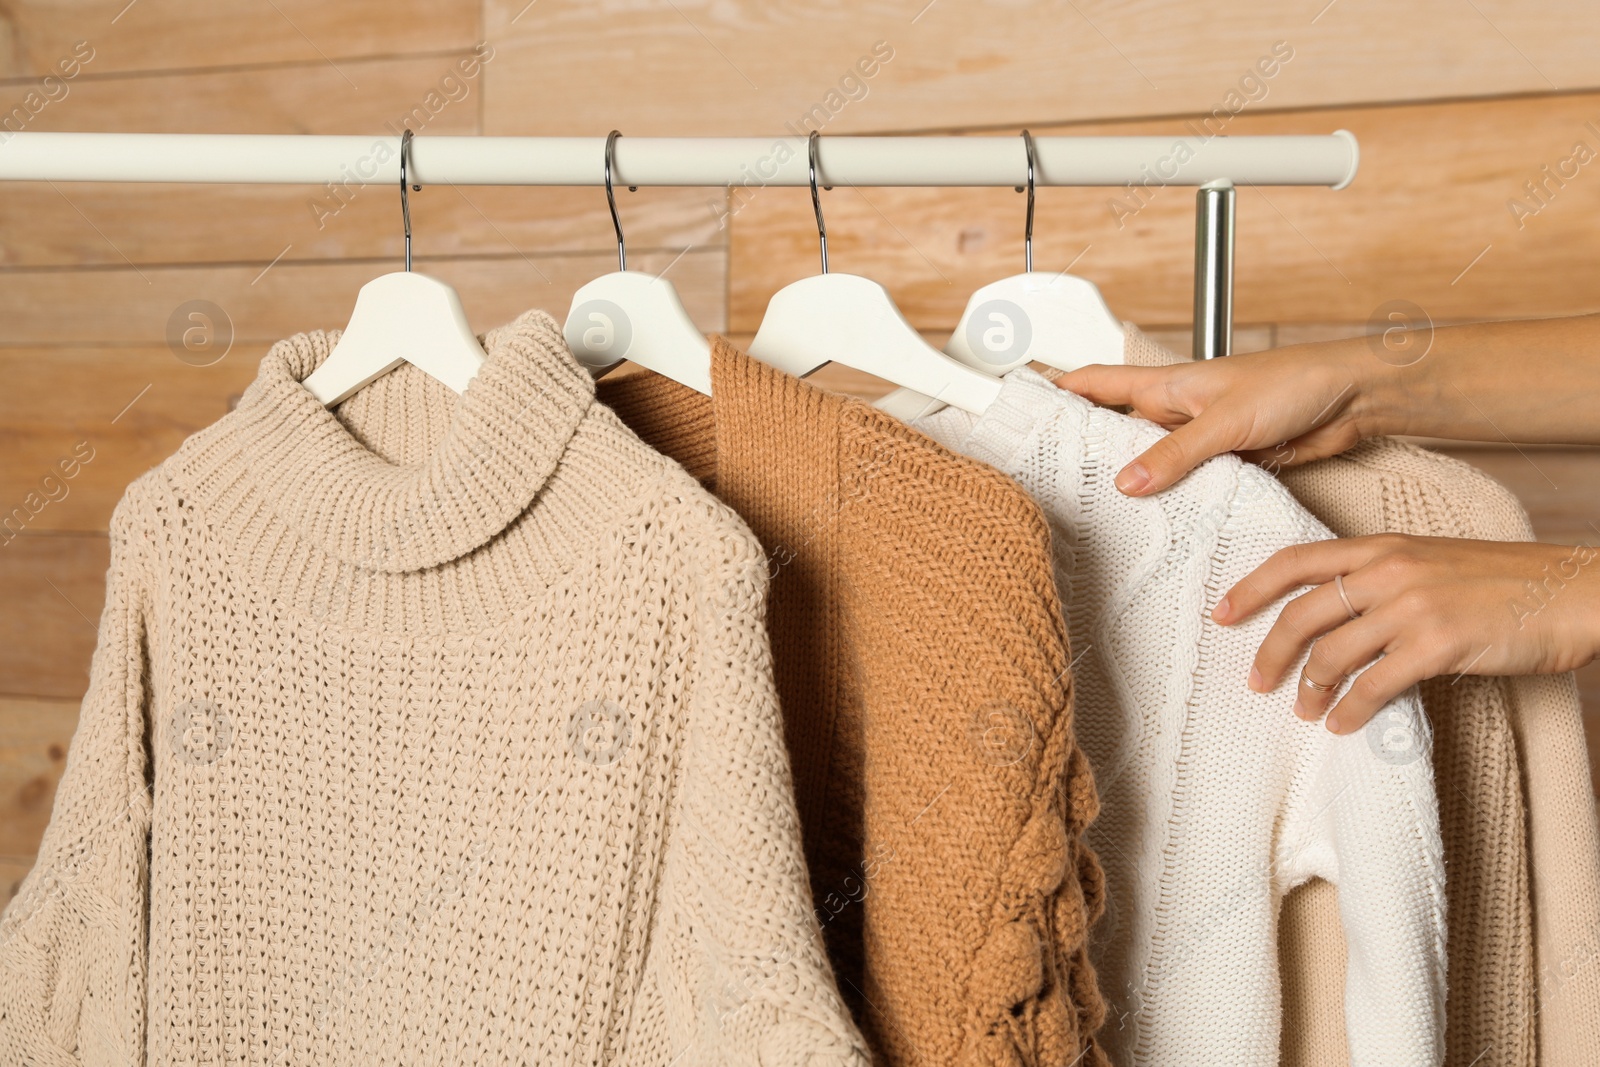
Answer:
[
  {"left": 0, "top": 131, "right": 1361, "bottom": 358},
  {"left": 0, "top": 132, "right": 1357, "bottom": 187}
]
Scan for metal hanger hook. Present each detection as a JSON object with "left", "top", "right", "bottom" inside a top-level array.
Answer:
[
  {"left": 808, "top": 130, "right": 829, "bottom": 274},
  {"left": 604, "top": 130, "right": 636, "bottom": 272},
  {"left": 1018, "top": 129, "right": 1036, "bottom": 273},
  {"left": 399, "top": 128, "right": 421, "bottom": 272}
]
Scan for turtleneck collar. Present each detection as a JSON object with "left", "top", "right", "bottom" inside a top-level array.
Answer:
[{"left": 229, "top": 308, "right": 594, "bottom": 574}]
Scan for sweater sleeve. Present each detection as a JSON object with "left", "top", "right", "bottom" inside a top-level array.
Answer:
[
  {"left": 1276, "top": 686, "right": 1447, "bottom": 1067},
  {"left": 0, "top": 494, "right": 154, "bottom": 1066},
  {"left": 623, "top": 498, "right": 870, "bottom": 1066}
]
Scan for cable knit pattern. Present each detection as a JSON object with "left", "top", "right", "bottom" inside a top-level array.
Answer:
[
  {"left": 1121, "top": 326, "right": 1600, "bottom": 1067},
  {"left": 0, "top": 309, "right": 869, "bottom": 1067},
  {"left": 597, "top": 340, "right": 1109, "bottom": 1067},
  {"left": 915, "top": 367, "right": 1447, "bottom": 1067}
]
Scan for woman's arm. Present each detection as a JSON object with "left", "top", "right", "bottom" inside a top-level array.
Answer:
[{"left": 1057, "top": 312, "right": 1600, "bottom": 496}]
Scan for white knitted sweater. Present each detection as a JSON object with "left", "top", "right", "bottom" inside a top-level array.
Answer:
[
  {"left": 916, "top": 368, "right": 1447, "bottom": 1067},
  {"left": 0, "top": 309, "right": 868, "bottom": 1066}
]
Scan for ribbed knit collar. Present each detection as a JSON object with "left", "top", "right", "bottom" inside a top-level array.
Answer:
[{"left": 230, "top": 308, "right": 595, "bottom": 573}]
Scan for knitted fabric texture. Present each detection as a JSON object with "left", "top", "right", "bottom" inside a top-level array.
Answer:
[
  {"left": 915, "top": 367, "right": 1448, "bottom": 1067},
  {"left": 0, "top": 309, "right": 870, "bottom": 1067},
  {"left": 1123, "top": 325, "right": 1600, "bottom": 1067},
  {"left": 596, "top": 340, "right": 1109, "bottom": 1067}
]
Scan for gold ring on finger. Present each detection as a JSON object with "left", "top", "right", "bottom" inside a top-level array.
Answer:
[
  {"left": 1334, "top": 573, "right": 1360, "bottom": 621},
  {"left": 1300, "top": 672, "right": 1339, "bottom": 694}
]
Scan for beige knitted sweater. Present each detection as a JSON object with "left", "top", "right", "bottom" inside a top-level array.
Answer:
[
  {"left": 1123, "top": 325, "right": 1600, "bottom": 1067},
  {"left": 0, "top": 309, "right": 869, "bottom": 1066}
]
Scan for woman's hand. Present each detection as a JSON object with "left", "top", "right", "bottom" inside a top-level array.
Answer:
[
  {"left": 1056, "top": 341, "right": 1384, "bottom": 496},
  {"left": 1056, "top": 314, "right": 1600, "bottom": 496},
  {"left": 1214, "top": 534, "right": 1600, "bottom": 733}
]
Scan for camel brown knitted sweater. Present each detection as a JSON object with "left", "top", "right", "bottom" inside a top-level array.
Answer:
[
  {"left": 1124, "top": 325, "right": 1600, "bottom": 1067},
  {"left": 598, "top": 339, "right": 1109, "bottom": 1067},
  {"left": 0, "top": 310, "right": 869, "bottom": 1066}
]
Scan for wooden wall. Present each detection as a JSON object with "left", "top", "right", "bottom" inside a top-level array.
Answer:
[{"left": 3, "top": 1, "right": 1600, "bottom": 894}]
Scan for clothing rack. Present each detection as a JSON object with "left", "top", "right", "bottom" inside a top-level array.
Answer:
[{"left": 0, "top": 131, "right": 1360, "bottom": 359}]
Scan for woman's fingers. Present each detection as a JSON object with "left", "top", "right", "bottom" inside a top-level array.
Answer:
[
  {"left": 1054, "top": 364, "right": 1164, "bottom": 409},
  {"left": 1215, "top": 538, "right": 1389, "bottom": 624},
  {"left": 1249, "top": 580, "right": 1366, "bottom": 692},
  {"left": 1324, "top": 651, "right": 1433, "bottom": 735},
  {"left": 1218, "top": 534, "right": 1595, "bottom": 731},
  {"left": 1290, "top": 611, "right": 1401, "bottom": 721},
  {"left": 1116, "top": 416, "right": 1240, "bottom": 496},
  {"left": 1055, "top": 365, "right": 1241, "bottom": 496},
  {"left": 1061, "top": 347, "right": 1373, "bottom": 499}
]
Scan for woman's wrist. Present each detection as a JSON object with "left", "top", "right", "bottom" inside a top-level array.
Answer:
[
  {"left": 1305, "top": 336, "right": 1423, "bottom": 440},
  {"left": 1333, "top": 315, "right": 1600, "bottom": 445}
]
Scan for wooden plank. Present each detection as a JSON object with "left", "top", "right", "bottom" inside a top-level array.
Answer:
[
  {"left": 3, "top": 52, "right": 484, "bottom": 135},
  {"left": 0, "top": 248, "right": 727, "bottom": 347},
  {"left": 0, "top": 0, "right": 480, "bottom": 80},
  {"left": 0, "top": 183, "right": 724, "bottom": 268},
  {"left": 727, "top": 93, "right": 1600, "bottom": 333},
  {"left": 0, "top": 347, "right": 257, "bottom": 535},
  {"left": 483, "top": 0, "right": 1600, "bottom": 137},
  {"left": 0, "top": 697, "right": 77, "bottom": 858},
  {"left": 0, "top": 533, "right": 106, "bottom": 701},
  {"left": 1, "top": 855, "right": 35, "bottom": 904}
]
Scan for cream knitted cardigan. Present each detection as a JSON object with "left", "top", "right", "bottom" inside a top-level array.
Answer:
[
  {"left": 916, "top": 368, "right": 1447, "bottom": 1067},
  {"left": 0, "top": 309, "right": 868, "bottom": 1066},
  {"left": 1120, "top": 326, "right": 1600, "bottom": 1067}
]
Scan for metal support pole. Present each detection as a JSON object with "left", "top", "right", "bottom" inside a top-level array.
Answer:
[{"left": 1193, "top": 179, "right": 1235, "bottom": 360}]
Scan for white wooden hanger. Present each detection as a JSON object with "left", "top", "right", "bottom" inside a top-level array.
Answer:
[
  {"left": 946, "top": 131, "right": 1124, "bottom": 374},
  {"left": 746, "top": 132, "right": 1001, "bottom": 416},
  {"left": 303, "top": 130, "right": 486, "bottom": 407},
  {"left": 878, "top": 131, "right": 1127, "bottom": 420},
  {"left": 564, "top": 131, "right": 711, "bottom": 395}
]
